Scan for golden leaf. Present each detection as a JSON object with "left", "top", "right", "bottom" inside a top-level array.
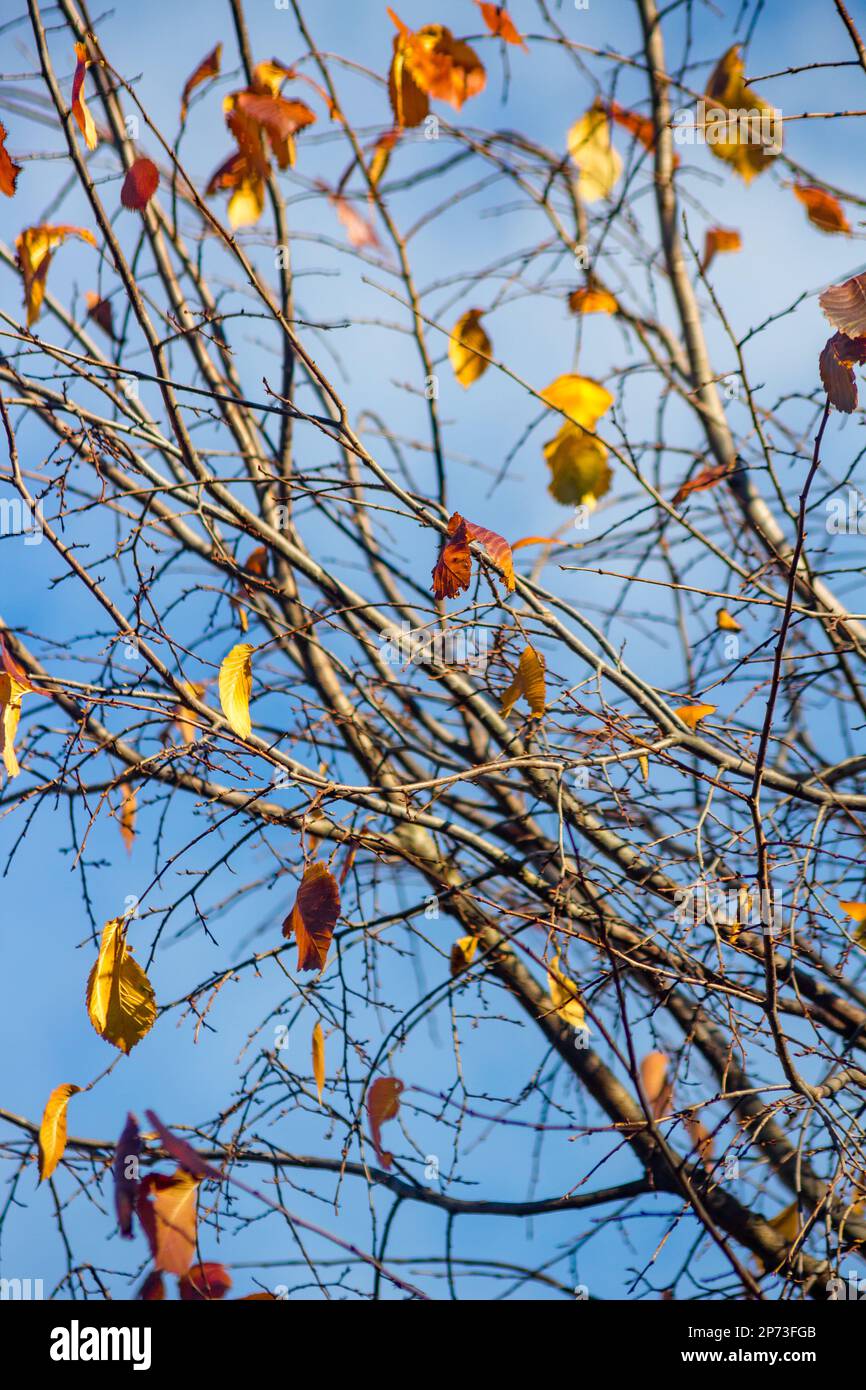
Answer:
[
  {"left": 544, "top": 426, "right": 611, "bottom": 508},
  {"left": 218, "top": 643, "right": 253, "bottom": 739},
  {"left": 765, "top": 1200, "right": 800, "bottom": 1245},
  {"left": 717, "top": 607, "right": 742, "bottom": 632},
  {"left": 71, "top": 43, "right": 98, "bottom": 151},
  {"left": 38, "top": 1083, "right": 81, "bottom": 1182},
  {"left": 568, "top": 287, "right": 618, "bottom": 315},
  {"left": 16, "top": 224, "right": 96, "bottom": 327},
  {"left": 0, "top": 673, "right": 24, "bottom": 778},
  {"left": 86, "top": 917, "right": 157, "bottom": 1054},
  {"left": 450, "top": 935, "right": 479, "bottom": 976},
  {"left": 312, "top": 1020, "right": 325, "bottom": 1104},
  {"left": 703, "top": 46, "right": 780, "bottom": 182},
  {"left": 119, "top": 782, "right": 136, "bottom": 853},
  {"left": 546, "top": 954, "right": 587, "bottom": 1028},
  {"left": 793, "top": 184, "right": 850, "bottom": 235},
  {"left": 541, "top": 374, "right": 613, "bottom": 429},
  {"left": 500, "top": 645, "right": 546, "bottom": 719},
  {"left": 448, "top": 308, "right": 491, "bottom": 387},
  {"left": 673, "top": 702, "right": 716, "bottom": 729},
  {"left": 567, "top": 106, "right": 622, "bottom": 202},
  {"left": 638, "top": 752, "right": 649, "bottom": 781}
]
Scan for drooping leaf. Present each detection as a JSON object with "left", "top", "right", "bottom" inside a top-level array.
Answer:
[
  {"left": 819, "top": 332, "right": 866, "bottom": 413},
  {"left": 86, "top": 917, "right": 157, "bottom": 1054},
  {"left": 368, "top": 127, "right": 400, "bottom": 186},
  {"left": 450, "top": 935, "right": 479, "bottom": 976},
  {"left": 282, "top": 862, "right": 341, "bottom": 972},
  {"left": 465, "top": 517, "right": 515, "bottom": 591},
  {"left": 312, "top": 1020, "right": 325, "bottom": 1104},
  {"left": 568, "top": 287, "right": 618, "bottom": 315},
  {"left": 84, "top": 291, "right": 117, "bottom": 339},
  {"left": 16, "top": 224, "right": 96, "bottom": 327},
  {"left": 121, "top": 157, "right": 160, "bottom": 211},
  {"left": 180, "top": 42, "right": 222, "bottom": 122},
  {"left": 476, "top": 2, "right": 528, "bottom": 49},
  {"left": 367, "top": 1076, "right": 404, "bottom": 1169},
  {"left": 171, "top": 681, "right": 206, "bottom": 744},
  {"left": 37, "top": 1083, "right": 81, "bottom": 1183},
  {"left": 144, "top": 1109, "right": 223, "bottom": 1182},
  {"left": 793, "top": 184, "right": 850, "bottom": 235},
  {"left": 0, "top": 674, "right": 24, "bottom": 778},
  {"left": 567, "top": 106, "right": 622, "bottom": 202},
  {"left": 703, "top": 46, "right": 780, "bottom": 182},
  {"left": 179, "top": 1262, "right": 233, "bottom": 1300},
  {"left": 544, "top": 426, "right": 611, "bottom": 507},
  {"left": 448, "top": 308, "right": 491, "bottom": 387},
  {"left": 0, "top": 122, "right": 21, "bottom": 197},
  {"left": 432, "top": 513, "right": 472, "bottom": 599},
  {"left": 71, "top": 42, "right": 98, "bottom": 151},
  {"left": 673, "top": 702, "right": 716, "bottom": 730},
  {"left": 136, "top": 1168, "right": 199, "bottom": 1276},
  {"left": 820, "top": 271, "right": 866, "bottom": 338},
  {"left": 218, "top": 643, "right": 253, "bottom": 739},
  {"left": 602, "top": 100, "right": 671, "bottom": 158},
  {"left": 113, "top": 1111, "right": 142, "bottom": 1238},
  {"left": 672, "top": 460, "right": 733, "bottom": 506},
  {"left": 701, "top": 226, "right": 741, "bottom": 273},
  {"left": 500, "top": 645, "right": 546, "bottom": 719},
  {"left": 640, "top": 1051, "right": 672, "bottom": 1119},
  {"left": 546, "top": 955, "right": 586, "bottom": 1028},
  {"left": 119, "top": 782, "right": 136, "bottom": 853}
]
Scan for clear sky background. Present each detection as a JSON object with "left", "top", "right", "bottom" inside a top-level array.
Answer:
[{"left": 0, "top": 0, "right": 864, "bottom": 1300}]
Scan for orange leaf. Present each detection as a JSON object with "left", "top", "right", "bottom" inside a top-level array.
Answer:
[
  {"left": 119, "top": 781, "right": 136, "bottom": 853},
  {"left": 312, "top": 1020, "right": 325, "bottom": 1104},
  {"left": 71, "top": 42, "right": 98, "bottom": 151},
  {"left": 180, "top": 42, "right": 222, "bottom": 122},
  {"left": 640, "top": 1052, "right": 672, "bottom": 1119},
  {"left": 672, "top": 461, "right": 733, "bottom": 507},
  {"left": 138, "top": 1271, "right": 165, "bottom": 1300},
  {"left": 179, "top": 1262, "right": 232, "bottom": 1300},
  {"left": 820, "top": 271, "right": 866, "bottom": 338},
  {"left": 16, "top": 224, "right": 96, "bottom": 327},
  {"left": 602, "top": 100, "right": 680, "bottom": 166},
  {"left": 432, "top": 513, "right": 472, "bottom": 599},
  {"left": 367, "top": 1076, "right": 404, "bottom": 1169},
  {"left": 701, "top": 226, "right": 741, "bottom": 273},
  {"left": 793, "top": 184, "right": 850, "bottom": 235},
  {"left": 684, "top": 1113, "right": 714, "bottom": 1163},
  {"left": 387, "top": 11, "right": 485, "bottom": 121},
  {"left": 464, "top": 519, "right": 515, "bottom": 591},
  {"left": 819, "top": 332, "right": 866, "bottom": 413},
  {"left": 475, "top": 3, "right": 528, "bottom": 49},
  {"left": 136, "top": 1168, "right": 199, "bottom": 1276},
  {"left": 282, "top": 862, "right": 341, "bottom": 972},
  {"left": 121, "top": 157, "right": 159, "bottom": 211},
  {"left": 568, "top": 287, "right": 618, "bottom": 315},
  {"left": 331, "top": 192, "right": 380, "bottom": 249},
  {"left": 511, "top": 535, "right": 561, "bottom": 551},
  {"left": 500, "top": 645, "right": 546, "bottom": 719},
  {"left": 673, "top": 702, "right": 716, "bottom": 730},
  {"left": 0, "top": 633, "right": 35, "bottom": 692},
  {"left": 84, "top": 291, "right": 117, "bottom": 339},
  {"left": 0, "top": 121, "right": 21, "bottom": 197},
  {"left": 38, "top": 1083, "right": 81, "bottom": 1182}
]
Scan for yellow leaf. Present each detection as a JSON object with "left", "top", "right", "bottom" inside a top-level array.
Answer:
[
  {"left": 541, "top": 374, "right": 613, "bottom": 429},
  {"left": 119, "top": 782, "right": 136, "bottom": 853},
  {"left": 568, "top": 287, "right": 618, "bottom": 315},
  {"left": 567, "top": 106, "right": 622, "bottom": 202},
  {"left": 448, "top": 309, "right": 491, "bottom": 387},
  {"left": 673, "top": 702, "right": 716, "bottom": 730},
  {"left": 841, "top": 901, "right": 866, "bottom": 948},
  {"left": 0, "top": 672, "right": 24, "bottom": 778},
  {"left": 450, "top": 934, "right": 479, "bottom": 976},
  {"left": 86, "top": 917, "right": 157, "bottom": 1054},
  {"left": 71, "top": 43, "right": 98, "bottom": 151},
  {"left": 16, "top": 224, "right": 96, "bottom": 327},
  {"left": 312, "top": 1020, "right": 325, "bottom": 1104},
  {"left": 219, "top": 643, "right": 253, "bottom": 739},
  {"left": 638, "top": 752, "right": 649, "bottom": 781},
  {"left": 228, "top": 176, "right": 265, "bottom": 229},
  {"left": 765, "top": 1200, "right": 799, "bottom": 1244},
  {"left": 500, "top": 644, "right": 546, "bottom": 719},
  {"left": 38, "top": 1083, "right": 81, "bottom": 1183},
  {"left": 716, "top": 607, "right": 741, "bottom": 632},
  {"left": 546, "top": 954, "right": 587, "bottom": 1028},
  {"left": 544, "top": 426, "right": 611, "bottom": 507},
  {"left": 703, "top": 45, "right": 780, "bottom": 182}
]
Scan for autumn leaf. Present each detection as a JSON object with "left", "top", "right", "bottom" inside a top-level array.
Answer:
[
  {"left": 37, "top": 1083, "right": 81, "bottom": 1182},
  {"left": 16, "top": 224, "right": 96, "bottom": 327},
  {"left": 544, "top": 427, "right": 611, "bottom": 508},
  {"left": 84, "top": 291, "right": 117, "bottom": 339},
  {"left": 841, "top": 900, "right": 866, "bottom": 948},
  {"left": 601, "top": 99, "right": 676, "bottom": 161},
  {"left": 218, "top": 643, "right": 253, "bottom": 739},
  {"left": 701, "top": 226, "right": 741, "bottom": 273},
  {"left": 684, "top": 1113, "right": 714, "bottom": 1163},
  {"left": 171, "top": 681, "right": 206, "bottom": 743},
  {"left": 546, "top": 955, "right": 586, "bottom": 1028},
  {"left": 0, "top": 121, "right": 21, "bottom": 197},
  {"left": 71, "top": 42, "right": 98, "bottom": 151},
  {"left": 568, "top": 287, "right": 618, "bottom": 315},
  {"left": 86, "top": 917, "right": 157, "bottom": 1054},
  {"left": 0, "top": 675, "right": 24, "bottom": 778},
  {"left": 282, "top": 862, "right": 341, "bottom": 972},
  {"left": 465, "top": 518, "right": 515, "bottom": 591},
  {"left": 672, "top": 460, "right": 733, "bottom": 507},
  {"left": 180, "top": 42, "right": 222, "bottom": 122},
  {"left": 448, "top": 308, "right": 491, "bottom": 387},
  {"left": 138, "top": 1271, "right": 165, "bottom": 1300},
  {"left": 144, "top": 1110, "right": 223, "bottom": 1182},
  {"left": 765, "top": 1200, "right": 800, "bottom": 1246},
  {"left": 673, "top": 702, "right": 716, "bottom": 730},
  {"left": 387, "top": 11, "right": 486, "bottom": 116},
  {"left": 793, "top": 184, "right": 850, "bottom": 235},
  {"left": 476, "top": 3, "right": 528, "bottom": 50},
  {"left": 820, "top": 271, "right": 866, "bottom": 338},
  {"left": 500, "top": 644, "right": 545, "bottom": 718},
  {"left": 640, "top": 1051, "right": 672, "bottom": 1119},
  {"left": 542, "top": 374, "right": 613, "bottom": 430},
  {"left": 703, "top": 46, "right": 780, "bottom": 181},
  {"left": 113, "top": 1112, "right": 141, "bottom": 1238},
  {"left": 432, "top": 513, "right": 472, "bottom": 599},
  {"left": 312, "top": 1020, "right": 325, "bottom": 1104},
  {"left": 717, "top": 607, "right": 742, "bottom": 632},
  {"left": 179, "top": 1262, "right": 233, "bottom": 1300},
  {"left": 819, "top": 332, "right": 866, "bottom": 413},
  {"left": 119, "top": 782, "right": 136, "bottom": 853},
  {"left": 368, "top": 127, "right": 400, "bottom": 186},
  {"left": 207, "top": 150, "right": 265, "bottom": 229},
  {"left": 136, "top": 1168, "right": 199, "bottom": 1276},
  {"left": 330, "top": 192, "right": 380, "bottom": 248},
  {"left": 121, "top": 158, "right": 160, "bottom": 212},
  {"left": 367, "top": 1076, "right": 404, "bottom": 1169},
  {"left": 450, "top": 934, "right": 479, "bottom": 976},
  {"left": 567, "top": 106, "right": 622, "bottom": 202}
]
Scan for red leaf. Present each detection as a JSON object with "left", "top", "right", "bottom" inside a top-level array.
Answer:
[
  {"left": 672, "top": 461, "right": 733, "bottom": 507},
  {"left": 282, "top": 862, "right": 341, "bottom": 972},
  {"left": 112, "top": 1111, "right": 141, "bottom": 1238},
  {"left": 432, "top": 513, "right": 472, "bottom": 599},
  {"left": 137, "top": 1271, "right": 165, "bottom": 1301},
  {"left": 367, "top": 1077, "right": 404, "bottom": 1169},
  {"left": 0, "top": 122, "right": 21, "bottom": 197},
  {"left": 179, "top": 1261, "right": 233, "bottom": 1300},
  {"left": 820, "top": 331, "right": 866, "bottom": 413},
  {"left": 121, "top": 158, "right": 159, "bottom": 212},
  {"left": 144, "top": 1109, "right": 223, "bottom": 1182},
  {"left": 180, "top": 43, "right": 222, "bottom": 122}
]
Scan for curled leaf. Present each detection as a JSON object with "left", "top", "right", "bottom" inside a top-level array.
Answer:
[
  {"left": 119, "top": 782, "right": 136, "bottom": 853},
  {"left": 312, "top": 1020, "right": 325, "bottom": 1104},
  {"left": 113, "top": 1112, "right": 142, "bottom": 1238},
  {"left": 701, "top": 226, "right": 741, "bottom": 273},
  {"left": 476, "top": 2, "right": 528, "bottom": 49},
  {"left": 672, "top": 461, "right": 733, "bottom": 507},
  {"left": 0, "top": 121, "right": 21, "bottom": 197},
  {"left": 16, "top": 224, "right": 96, "bottom": 327},
  {"left": 500, "top": 645, "right": 545, "bottom": 719},
  {"left": 179, "top": 1262, "right": 233, "bottom": 1300},
  {"left": 71, "top": 43, "right": 98, "bottom": 151},
  {"left": 84, "top": 291, "right": 117, "bottom": 339},
  {"left": 448, "top": 308, "right": 491, "bottom": 387},
  {"left": 546, "top": 955, "right": 586, "bottom": 1028},
  {"left": 703, "top": 46, "right": 780, "bottom": 181},
  {"left": 673, "top": 702, "right": 716, "bottom": 730},
  {"left": 432, "top": 513, "right": 472, "bottom": 599},
  {"left": 819, "top": 331, "right": 866, "bottom": 413},
  {"left": 820, "top": 271, "right": 866, "bottom": 338},
  {"left": 38, "top": 1083, "right": 81, "bottom": 1182},
  {"left": 180, "top": 42, "right": 222, "bottom": 122},
  {"left": 450, "top": 935, "right": 479, "bottom": 976},
  {"left": 568, "top": 287, "right": 618, "bottom": 315},
  {"left": 716, "top": 607, "right": 742, "bottom": 632},
  {"left": 282, "top": 862, "right": 341, "bottom": 972}
]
